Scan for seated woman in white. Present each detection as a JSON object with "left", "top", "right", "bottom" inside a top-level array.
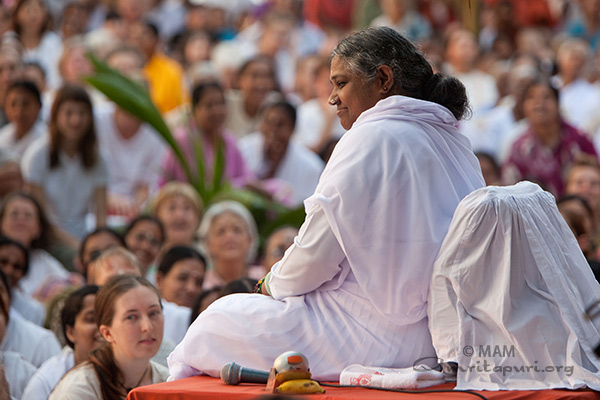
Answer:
[
  {"left": 167, "top": 27, "right": 484, "bottom": 381},
  {"left": 0, "top": 191, "right": 70, "bottom": 301},
  {"left": 0, "top": 236, "right": 45, "bottom": 325},
  {"left": 0, "top": 270, "right": 36, "bottom": 400}
]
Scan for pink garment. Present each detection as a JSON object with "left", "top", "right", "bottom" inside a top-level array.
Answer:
[
  {"left": 159, "top": 124, "right": 254, "bottom": 188},
  {"left": 502, "top": 121, "right": 598, "bottom": 197}
]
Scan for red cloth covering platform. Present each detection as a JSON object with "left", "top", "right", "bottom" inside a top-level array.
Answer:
[{"left": 127, "top": 376, "right": 600, "bottom": 400}]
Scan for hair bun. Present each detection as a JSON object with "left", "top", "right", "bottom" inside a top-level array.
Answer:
[{"left": 422, "top": 73, "right": 442, "bottom": 100}]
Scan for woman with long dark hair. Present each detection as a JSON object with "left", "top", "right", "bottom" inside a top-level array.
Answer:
[{"left": 21, "top": 84, "right": 107, "bottom": 246}]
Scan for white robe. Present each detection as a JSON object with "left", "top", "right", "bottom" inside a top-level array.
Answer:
[
  {"left": 22, "top": 346, "right": 75, "bottom": 400},
  {"left": 168, "top": 95, "right": 485, "bottom": 381},
  {"left": 429, "top": 182, "right": 600, "bottom": 390}
]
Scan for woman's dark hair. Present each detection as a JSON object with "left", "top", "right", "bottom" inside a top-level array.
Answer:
[
  {"left": 521, "top": 79, "right": 560, "bottom": 103},
  {"left": 0, "top": 191, "right": 55, "bottom": 249},
  {"left": 79, "top": 227, "right": 125, "bottom": 263},
  {"left": 331, "top": 26, "right": 470, "bottom": 120},
  {"left": 89, "top": 275, "right": 161, "bottom": 400},
  {"left": 49, "top": 84, "right": 98, "bottom": 169},
  {"left": 190, "top": 286, "right": 221, "bottom": 324},
  {"left": 12, "top": 0, "right": 52, "bottom": 37},
  {"left": 0, "top": 269, "right": 11, "bottom": 304},
  {"left": 0, "top": 235, "right": 30, "bottom": 277},
  {"left": 189, "top": 278, "right": 257, "bottom": 324},
  {"left": 61, "top": 285, "right": 99, "bottom": 349},
  {"left": 235, "top": 55, "right": 280, "bottom": 92},
  {"left": 123, "top": 215, "right": 165, "bottom": 243},
  {"left": 0, "top": 270, "right": 9, "bottom": 324},
  {"left": 557, "top": 195, "right": 594, "bottom": 222},
  {"left": 260, "top": 100, "right": 297, "bottom": 127},
  {"left": 191, "top": 80, "right": 223, "bottom": 108},
  {"left": 6, "top": 79, "right": 41, "bottom": 106},
  {"left": 158, "top": 245, "right": 206, "bottom": 276}
]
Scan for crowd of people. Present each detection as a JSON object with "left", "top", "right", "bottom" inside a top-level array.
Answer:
[{"left": 1, "top": 0, "right": 600, "bottom": 398}]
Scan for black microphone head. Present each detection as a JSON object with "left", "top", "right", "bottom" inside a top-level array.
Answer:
[{"left": 220, "top": 362, "right": 241, "bottom": 385}]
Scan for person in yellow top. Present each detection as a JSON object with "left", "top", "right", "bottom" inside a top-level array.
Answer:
[{"left": 128, "top": 20, "right": 186, "bottom": 114}]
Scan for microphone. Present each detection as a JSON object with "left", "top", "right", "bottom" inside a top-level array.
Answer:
[{"left": 220, "top": 362, "right": 270, "bottom": 385}]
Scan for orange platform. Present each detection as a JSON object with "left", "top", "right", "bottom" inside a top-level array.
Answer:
[{"left": 127, "top": 376, "right": 600, "bottom": 400}]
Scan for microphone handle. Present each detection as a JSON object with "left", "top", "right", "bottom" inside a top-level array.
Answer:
[{"left": 239, "top": 367, "right": 270, "bottom": 384}]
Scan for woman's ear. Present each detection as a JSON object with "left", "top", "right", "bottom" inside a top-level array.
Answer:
[
  {"left": 155, "top": 272, "right": 164, "bottom": 289},
  {"left": 99, "top": 324, "right": 114, "bottom": 343},
  {"left": 376, "top": 65, "right": 394, "bottom": 94},
  {"left": 65, "top": 324, "right": 76, "bottom": 345}
]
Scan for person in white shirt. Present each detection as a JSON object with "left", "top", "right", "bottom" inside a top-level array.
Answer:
[
  {"left": 239, "top": 100, "right": 324, "bottom": 207},
  {"left": 21, "top": 84, "right": 108, "bottom": 243},
  {"left": 0, "top": 270, "right": 36, "bottom": 400},
  {"left": 0, "top": 191, "right": 70, "bottom": 299},
  {"left": 0, "top": 236, "right": 46, "bottom": 326},
  {"left": 23, "top": 285, "right": 102, "bottom": 400},
  {"left": 95, "top": 103, "right": 166, "bottom": 219},
  {"left": 552, "top": 38, "right": 600, "bottom": 134},
  {"left": 1, "top": 266, "right": 61, "bottom": 368},
  {"left": 0, "top": 80, "right": 45, "bottom": 157}
]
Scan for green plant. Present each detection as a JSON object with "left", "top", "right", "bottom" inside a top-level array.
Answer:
[{"left": 84, "top": 54, "right": 305, "bottom": 243}]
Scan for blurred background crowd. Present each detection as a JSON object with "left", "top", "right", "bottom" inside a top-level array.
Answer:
[{"left": 3, "top": 0, "right": 600, "bottom": 398}]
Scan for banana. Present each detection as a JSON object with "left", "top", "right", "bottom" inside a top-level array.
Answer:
[
  {"left": 276, "top": 370, "right": 312, "bottom": 384},
  {"left": 276, "top": 379, "right": 325, "bottom": 394}
]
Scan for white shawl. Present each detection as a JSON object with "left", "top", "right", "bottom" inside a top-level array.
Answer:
[{"left": 429, "top": 182, "right": 600, "bottom": 390}]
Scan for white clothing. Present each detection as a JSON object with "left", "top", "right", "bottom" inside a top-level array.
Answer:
[
  {"left": 459, "top": 104, "right": 518, "bottom": 159},
  {"left": 10, "top": 289, "right": 45, "bottom": 326},
  {"left": 49, "top": 360, "right": 168, "bottom": 400},
  {"left": 162, "top": 300, "right": 191, "bottom": 345},
  {"left": 95, "top": 104, "right": 166, "bottom": 199},
  {"left": 152, "top": 338, "right": 176, "bottom": 367},
  {"left": 0, "top": 120, "right": 46, "bottom": 158},
  {"left": 3, "top": 351, "right": 36, "bottom": 400},
  {"left": 22, "top": 346, "right": 75, "bottom": 400},
  {"left": 167, "top": 95, "right": 485, "bottom": 381},
  {"left": 20, "top": 135, "right": 108, "bottom": 239},
  {"left": 557, "top": 78, "right": 600, "bottom": 134},
  {"left": 2, "top": 308, "right": 61, "bottom": 367},
  {"left": 293, "top": 99, "right": 346, "bottom": 150},
  {"left": 146, "top": 0, "right": 186, "bottom": 40},
  {"left": 18, "top": 249, "right": 69, "bottom": 296},
  {"left": 451, "top": 69, "right": 498, "bottom": 114},
  {"left": 238, "top": 132, "right": 324, "bottom": 206},
  {"left": 429, "top": 182, "right": 600, "bottom": 390},
  {"left": 21, "top": 31, "right": 62, "bottom": 89}
]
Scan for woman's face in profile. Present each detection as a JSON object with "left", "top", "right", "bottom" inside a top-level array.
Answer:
[
  {"left": 328, "top": 56, "right": 382, "bottom": 130},
  {"left": 67, "top": 293, "right": 103, "bottom": 362}
]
